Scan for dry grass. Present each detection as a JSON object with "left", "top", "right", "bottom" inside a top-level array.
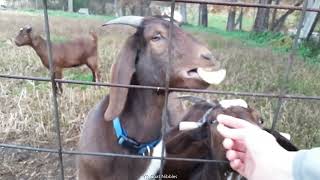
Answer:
[{"left": 0, "top": 10, "right": 320, "bottom": 179}]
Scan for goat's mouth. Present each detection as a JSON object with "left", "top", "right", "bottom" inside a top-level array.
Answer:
[
  {"left": 186, "top": 67, "right": 226, "bottom": 85},
  {"left": 14, "top": 39, "right": 22, "bottom": 46}
]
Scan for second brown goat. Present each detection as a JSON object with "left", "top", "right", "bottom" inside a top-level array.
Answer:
[
  {"left": 15, "top": 25, "right": 101, "bottom": 93},
  {"left": 163, "top": 98, "right": 298, "bottom": 180}
]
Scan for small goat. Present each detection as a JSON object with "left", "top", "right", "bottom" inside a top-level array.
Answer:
[
  {"left": 77, "top": 16, "right": 226, "bottom": 179},
  {"left": 15, "top": 25, "right": 101, "bottom": 93},
  {"left": 163, "top": 98, "right": 298, "bottom": 180}
]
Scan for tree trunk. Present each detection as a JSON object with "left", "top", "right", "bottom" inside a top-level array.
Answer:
[
  {"left": 271, "top": 0, "right": 303, "bottom": 32},
  {"left": 180, "top": 3, "right": 187, "bottom": 23},
  {"left": 198, "top": 4, "right": 201, "bottom": 26},
  {"left": 235, "top": 8, "right": 244, "bottom": 31},
  {"left": 62, "top": 0, "right": 68, "bottom": 11},
  {"left": 253, "top": 0, "right": 272, "bottom": 32},
  {"left": 142, "top": 0, "right": 151, "bottom": 16},
  {"left": 131, "top": 0, "right": 151, "bottom": 16},
  {"left": 300, "top": 0, "right": 320, "bottom": 39},
  {"left": 307, "top": 13, "right": 320, "bottom": 40},
  {"left": 270, "top": 0, "right": 281, "bottom": 30},
  {"left": 199, "top": 3, "right": 208, "bottom": 27},
  {"left": 114, "top": 0, "right": 120, "bottom": 16},
  {"left": 226, "top": 1, "right": 237, "bottom": 31},
  {"left": 68, "top": 0, "right": 73, "bottom": 12}
]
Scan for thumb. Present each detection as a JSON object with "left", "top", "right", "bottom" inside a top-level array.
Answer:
[
  {"left": 217, "top": 123, "right": 246, "bottom": 140},
  {"left": 217, "top": 114, "right": 255, "bottom": 129}
]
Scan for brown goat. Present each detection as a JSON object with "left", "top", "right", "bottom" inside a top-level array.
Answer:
[
  {"left": 15, "top": 25, "right": 101, "bottom": 93},
  {"left": 163, "top": 98, "right": 298, "bottom": 180},
  {"left": 77, "top": 16, "right": 226, "bottom": 180}
]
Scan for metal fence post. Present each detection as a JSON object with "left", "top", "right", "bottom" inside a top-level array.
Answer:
[{"left": 42, "top": 0, "right": 65, "bottom": 179}]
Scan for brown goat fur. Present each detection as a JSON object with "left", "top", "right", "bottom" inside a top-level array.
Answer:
[
  {"left": 15, "top": 25, "right": 101, "bottom": 93},
  {"left": 77, "top": 16, "right": 224, "bottom": 180},
  {"left": 163, "top": 100, "right": 298, "bottom": 180}
]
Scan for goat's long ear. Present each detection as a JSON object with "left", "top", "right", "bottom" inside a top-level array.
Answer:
[
  {"left": 263, "top": 128, "right": 298, "bottom": 151},
  {"left": 104, "top": 37, "right": 137, "bottom": 121}
]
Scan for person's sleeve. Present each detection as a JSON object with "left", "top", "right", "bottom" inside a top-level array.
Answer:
[{"left": 293, "top": 148, "right": 320, "bottom": 180}]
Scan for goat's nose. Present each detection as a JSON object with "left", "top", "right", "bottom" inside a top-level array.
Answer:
[{"left": 201, "top": 53, "right": 214, "bottom": 61}]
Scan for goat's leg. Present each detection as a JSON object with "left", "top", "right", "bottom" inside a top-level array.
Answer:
[
  {"left": 86, "top": 57, "right": 101, "bottom": 82},
  {"left": 55, "top": 69, "right": 63, "bottom": 94}
]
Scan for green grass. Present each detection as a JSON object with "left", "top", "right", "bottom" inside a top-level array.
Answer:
[
  {"left": 184, "top": 24, "right": 320, "bottom": 65},
  {"left": 298, "top": 40, "right": 320, "bottom": 64},
  {"left": 183, "top": 24, "right": 280, "bottom": 48},
  {"left": 64, "top": 71, "right": 93, "bottom": 89},
  {"left": 67, "top": 71, "right": 93, "bottom": 82},
  {"left": 187, "top": 10, "right": 254, "bottom": 31}
]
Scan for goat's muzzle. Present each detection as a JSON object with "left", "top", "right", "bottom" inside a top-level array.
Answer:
[{"left": 14, "top": 39, "right": 22, "bottom": 46}]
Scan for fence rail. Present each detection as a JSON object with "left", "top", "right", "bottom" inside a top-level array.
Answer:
[
  {"left": 156, "top": 0, "right": 320, "bottom": 12},
  {"left": 0, "top": 0, "right": 319, "bottom": 179},
  {"left": 1, "top": 74, "right": 320, "bottom": 100},
  {"left": 0, "top": 144, "right": 228, "bottom": 163}
]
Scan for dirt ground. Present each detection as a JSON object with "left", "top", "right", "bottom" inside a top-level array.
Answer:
[{"left": 0, "top": 148, "right": 76, "bottom": 179}]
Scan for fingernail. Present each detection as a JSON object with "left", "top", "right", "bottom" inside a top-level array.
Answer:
[
  {"left": 217, "top": 114, "right": 223, "bottom": 122},
  {"left": 217, "top": 114, "right": 227, "bottom": 122},
  {"left": 217, "top": 124, "right": 224, "bottom": 132}
]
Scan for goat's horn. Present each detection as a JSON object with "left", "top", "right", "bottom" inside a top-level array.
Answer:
[{"left": 102, "top": 16, "right": 144, "bottom": 28}]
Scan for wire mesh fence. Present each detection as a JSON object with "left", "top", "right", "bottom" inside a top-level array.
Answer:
[{"left": 0, "top": 0, "right": 319, "bottom": 179}]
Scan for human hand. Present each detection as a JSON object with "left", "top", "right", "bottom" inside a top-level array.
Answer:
[{"left": 217, "top": 114, "right": 296, "bottom": 180}]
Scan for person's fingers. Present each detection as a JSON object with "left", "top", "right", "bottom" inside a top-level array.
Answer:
[
  {"left": 222, "top": 138, "right": 247, "bottom": 152},
  {"left": 226, "top": 150, "right": 246, "bottom": 162},
  {"left": 217, "top": 114, "right": 254, "bottom": 129},
  {"left": 217, "top": 124, "right": 246, "bottom": 140},
  {"left": 231, "top": 140, "right": 246, "bottom": 152},
  {"left": 230, "top": 159, "right": 245, "bottom": 175},
  {"left": 230, "top": 159, "right": 242, "bottom": 170},
  {"left": 222, "top": 138, "right": 233, "bottom": 149}
]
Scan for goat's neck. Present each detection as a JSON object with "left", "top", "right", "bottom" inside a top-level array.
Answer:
[
  {"left": 30, "top": 36, "right": 50, "bottom": 68},
  {"left": 121, "top": 88, "right": 165, "bottom": 143}
]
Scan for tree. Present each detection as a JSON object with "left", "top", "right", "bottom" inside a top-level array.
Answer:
[
  {"left": 306, "top": 13, "right": 320, "bottom": 40},
  {"left": 68, "top": 0, "right": 73, "bottom": 12},
  {"left": 270, "top": 0, "right": 303, "bottom": 32},
  {"left": 253, "top": 0, "right": 272, "bottom": 32},
  {"left": 115, "top": 0, "right": 151, "bottom": 16},
  {"left": 113, "top": 0, "right": 121, "bottom": 17},
  {"left": 270, "top": 0, "right": 281, "bottom": 30},
  {"left": 235, "top": 8, "right": 244, "bottom": 31},
  {"left": 226, "top": 0, "right": 245, "bottom": 32},
  {"left": 180, "top": 3, "right": 187, "bottom": 23},
  {"left": 226, "top": 0, "right": 237, "bottom": 31},
  {"left": 300, "top": 0, "right": 320, "bottom": 40},
  {"left": 73, "top": 0, "right": 89, "bottom": 12},
  {"left": 199, "top": 3, "right": 208, "bottom": 27},
  {"left": 62, "top": 0, "right": 68, "bottom": 11}
]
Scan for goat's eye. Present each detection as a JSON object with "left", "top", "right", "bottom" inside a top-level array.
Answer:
[
  {"left": 259, "top": 118, "right": 264, "bottom": 124},
  {"left": 151, "top": 34, "right": 162, "bottom": 42}
]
